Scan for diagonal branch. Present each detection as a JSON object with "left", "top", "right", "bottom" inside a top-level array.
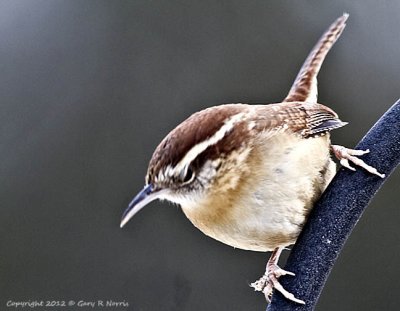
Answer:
[{"left": 267, "top": 99, "right": 400, "bottom": 311}]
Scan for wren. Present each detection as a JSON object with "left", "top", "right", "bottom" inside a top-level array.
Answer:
[{"left": 120, "top": 14, "right": 384, "bottom": 304}]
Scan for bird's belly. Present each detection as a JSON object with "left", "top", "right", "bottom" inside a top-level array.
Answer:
[
  {"left": 182, "top": 134, "right": 335, "bottom": 252},
  {"left": 183, "top": 198, "right": 306, "bottom": 252}
]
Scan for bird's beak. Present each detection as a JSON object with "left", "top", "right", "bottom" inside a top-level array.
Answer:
[{"left": 120, "top": 184, "right": 161, "bottom": 228}]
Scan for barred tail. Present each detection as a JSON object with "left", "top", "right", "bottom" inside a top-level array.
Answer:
[{"left": 283, "top": 13, "right": 349, "bottom": 103}]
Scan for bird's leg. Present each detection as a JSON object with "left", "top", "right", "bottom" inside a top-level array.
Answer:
[
  {"left": 331, "top": 145, "right": 385, "bottom": 178},
  {"left": 250, "top": 247, "right": 305, "bottom": 304}
]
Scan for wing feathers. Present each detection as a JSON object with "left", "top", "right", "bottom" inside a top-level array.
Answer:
[{"left": 255, "top": 102, "right": 346, "bottom": 138}]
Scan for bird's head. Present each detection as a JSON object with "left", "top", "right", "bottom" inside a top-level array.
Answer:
[{"left": 120, "top": 104, "right": 253, "bottom": 228}]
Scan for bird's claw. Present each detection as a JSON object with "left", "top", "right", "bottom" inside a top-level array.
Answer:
[
  {"left": 250, "top": 264, "right": 305, "bottom": 305},
  {"left": 331, "top": 145, "right": 385, "bottom": 178}
]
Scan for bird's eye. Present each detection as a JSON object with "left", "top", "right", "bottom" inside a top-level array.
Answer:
[{"left": 181, "top": 166, "right": 195, "bottom": 184}]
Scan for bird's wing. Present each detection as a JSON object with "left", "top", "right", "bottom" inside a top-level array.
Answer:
[
  {"left": 283, "top": 14, "right": 348, "bottom": 103},
  {"left": 255, "top": 102, "right": 347, "bottom": 138}
]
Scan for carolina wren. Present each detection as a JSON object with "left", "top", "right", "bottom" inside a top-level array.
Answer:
[{"left": 121, "top": 14, "right": 384, "bottom": 304}]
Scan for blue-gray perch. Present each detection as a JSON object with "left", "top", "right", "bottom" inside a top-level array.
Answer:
[{"left": 267, "top": 99, "right": 400, "bottom": 311}]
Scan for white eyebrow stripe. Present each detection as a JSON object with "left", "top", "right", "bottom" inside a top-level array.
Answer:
[{"left": 171, "top": 112, "right": 246, "bottom": 175}]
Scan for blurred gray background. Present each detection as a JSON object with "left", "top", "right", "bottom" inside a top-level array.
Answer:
[{"left": 1, "top": 1, "right": 399, "bottom": 310}]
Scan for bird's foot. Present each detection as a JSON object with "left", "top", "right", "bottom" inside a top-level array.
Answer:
[
  {"left": 331, "top": 145, "right": 385, "bottom": 178},
  {"left": 250, "top": 263, "right": 305, "bottom": 305}
]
